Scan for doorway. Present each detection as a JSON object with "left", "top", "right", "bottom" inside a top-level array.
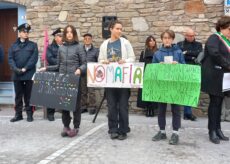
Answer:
[{"left": 0, "top": 9, "right": 18, "bottom": 81}]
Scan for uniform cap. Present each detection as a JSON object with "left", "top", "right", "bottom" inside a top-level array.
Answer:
[
  {"left": 17, "top": 23, "right": 31, "bottom": 32},
  {"left": 52, "top": 28, "right": 64, "bottom": 36}
]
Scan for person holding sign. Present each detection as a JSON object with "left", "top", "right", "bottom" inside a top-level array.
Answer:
[
  {"left": 45, "top": 27, "right": 63, "bottom": 121},
  {"left": 8, "top": 23, "right": 38, "bottom": 122},
  {"left": 98, "top": 20, "right": 135, "bottom": 140},
  {"left": 177, "top": 28, "right": 203, "bottom": 121},
  {"left": 39, "top": 25, "right": 86, "bottom": 137},
  {"left": 137, "top": 35, "right": 158, "bottom": 117},
  {"left": 201, "top": 16, "right": 230, "bottom": 144},
  {"left": 152, "top": 30, "right": 185, "bottom": 145}
]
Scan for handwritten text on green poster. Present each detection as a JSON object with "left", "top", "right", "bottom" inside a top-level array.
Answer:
[{"left": 142, "top": 64, "right": 201, "bottom": 107}]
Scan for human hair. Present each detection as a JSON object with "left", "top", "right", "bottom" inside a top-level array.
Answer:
[
  {"left": 109, "top": 20, "right": 123, "bottom": 30},
  {"left": 145, "top": 35, "right": 157, "bottom": 52},
  {"left": 62, "top": 25, "right": 78, "bottom": 42},
  {"left": 160, "top": 30, "right": 175, "bottom": 40},
  {"left": 216, "top": 16, "right": 230, "bottom": 32}
]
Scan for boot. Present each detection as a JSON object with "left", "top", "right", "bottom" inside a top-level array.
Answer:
[
  {"left": 61, "top": 127, "right": 71, "bottom": 137},
  {"left": 149, "top": 109, "right": 154, "bottom": 117},
  {"left": 47, "top": 113, "right": 55, "bottom": 121},
  {"left": 26, "top": 111, "right": 34, "bottom": 122},
  {"left": 209, "top": 131, "right": 220, "bottom": 144},
  {"left": 67, "top": 128, "right": 79, "bottom": 137},
  {"left": 10, "top": 114, "right": 23, "bottom": 122},
  {"left": 216, "top": 129, "right": 229, "bottom": 141},
  {"left": 145, "top": 108, "right": 150, "bottom": 117}
]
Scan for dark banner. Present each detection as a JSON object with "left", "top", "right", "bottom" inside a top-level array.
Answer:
[{"left": 30, "top": 72, "right": 80, "bottom": 111}]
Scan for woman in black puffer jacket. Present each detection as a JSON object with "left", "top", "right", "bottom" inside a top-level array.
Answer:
[{"left": 41, "top": 25, "right": 86, "bottom": 137}]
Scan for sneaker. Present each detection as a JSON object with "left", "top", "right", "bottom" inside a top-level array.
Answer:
[
  {"left": 110, "top": 133, "right": 119, "bottom": 139},
  {"left": 118, "top": 133, "right": 127, "bottom": 140},
  {"left": 169, "top": 133, "right": 179, "bottom": 145},
  {"left": 152, "top": 131, "right": 167, "bottom": 141},
  {"left": 61, "top": 127, "right": 71, "bottom": 137},
  {"left": 67, "top": 128, "right": 79, "bottom": 137}
]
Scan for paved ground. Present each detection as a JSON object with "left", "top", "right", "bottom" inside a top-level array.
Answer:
[{"left": 0, "top": 106, "right": 230, "bottom": 164}]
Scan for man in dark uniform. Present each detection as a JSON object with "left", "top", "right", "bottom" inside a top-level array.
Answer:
[
  {"left": 8, "top": 23, "right": 38, "bottom": 122},
  {"left": 177, "top": 28, "right": 203, "bottom": 121},
  {"left": 45, "top": 27, "right": 63, "bottom": 121},
  {"left": 80, "top": 33, "right": 99, "bottom": 114}
]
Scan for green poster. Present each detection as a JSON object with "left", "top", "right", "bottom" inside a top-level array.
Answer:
[{"left": 142, "top": 64, "right": 201, "bottom": 107}]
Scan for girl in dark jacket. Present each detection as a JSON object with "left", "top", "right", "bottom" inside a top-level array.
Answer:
[
  {"left": 40, "top": 25, "right": 86, "bottom": 137},
  {"left": 201, "top": 16, "right": 230, "bottom": 144},
  {"left": 152, "top": 30, "right": 185, "bottom": 145},
  {"left": 137, "top": 35, "right": 158, "bottom": 117}
]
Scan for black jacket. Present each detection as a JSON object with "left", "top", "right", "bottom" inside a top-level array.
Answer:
[
  {"left": 47, "top": 41, "right": 86, "bottom": 75},
  {"left": 139, "top": 48, "right": 155, "bottom": 65},
  {"left": 46, "top": 42, "right": 59, "bottom": 66},
  {"left": 83, "top": 44, "right": 99, "bottom": 62},
  {"left": 46, "top": 42, "right": 59, "bottom": 72},
  {"left": 201, "top": 34, "right": 230, "bottom": 96},
  {"left": 177, "top": 39, "right": 203, "bottom": 64},
  {"left": 8, "top": 38, "right": 38, "bottom": 80}
]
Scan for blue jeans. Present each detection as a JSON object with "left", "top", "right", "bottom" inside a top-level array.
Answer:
[{"left": 184, "top": 106, "right": 192, "bottom": 116}]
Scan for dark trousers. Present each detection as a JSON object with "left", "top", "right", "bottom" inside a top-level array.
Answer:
[
  {"left": 80, "top": 76, "right": 97, "bottom": 110},
  {"left": 208, "top": 94, "right": 223, "bottom": 131},
  {"left": 62, "top": 81, "right": 81, "bottom": 129},
  {"left": 106, "top": 88, "right": 130, "bottom": 134},
  {"left": 47, "top": 108, "right": 55, "bottom": 115},
  {"left": 80, "top": 76, "right": 87, "bottom": 110},
  {"left": 158, "top": 103, "right": 181, "bottom": 131},
  {"left": 14, "top": 80, "right": 33, "bottom": 116}
]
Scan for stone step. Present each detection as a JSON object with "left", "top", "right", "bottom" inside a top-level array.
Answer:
[{"left": 0, "top": 82, "right": 14, "bottom": 104}]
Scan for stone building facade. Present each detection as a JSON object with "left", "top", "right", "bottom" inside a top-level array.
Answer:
[{"left": 1, "top": 0, "right": 225, "bottom": 114}]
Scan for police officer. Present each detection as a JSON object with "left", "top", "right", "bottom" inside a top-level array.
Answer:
[
  {"left": 46, "top": 27, "right": 63, "bottom": 121},
  {"left": 80, "top": 33, "right": 99, "bottom": 114},
  {"left": 8, "top": 23, "right": 38, "bottom": 122}
]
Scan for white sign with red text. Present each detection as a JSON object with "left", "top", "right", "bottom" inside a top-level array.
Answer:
[{"left": 87, "top": 62, "right": 144, "bottom": 88}]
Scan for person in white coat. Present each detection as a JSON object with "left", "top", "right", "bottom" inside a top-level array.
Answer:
[{"left": 98, "top": 20, "right": 135, "bottom": 140}]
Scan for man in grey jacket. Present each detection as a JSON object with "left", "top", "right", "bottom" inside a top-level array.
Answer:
[{"left": 80, "top": 33, "right": 99, "bottom": 114}]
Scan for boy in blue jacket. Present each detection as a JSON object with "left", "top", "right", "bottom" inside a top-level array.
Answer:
[{"left": 152, "top": 30, "right": 185, "bottom": 145}]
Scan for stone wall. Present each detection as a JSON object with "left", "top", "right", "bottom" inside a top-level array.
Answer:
[{"left": 2, "top": 0, "right": 224, "bottom": 113}]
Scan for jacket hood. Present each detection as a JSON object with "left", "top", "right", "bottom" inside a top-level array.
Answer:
[{"left": 159, "top": 44, "right": 180, "bottom": 52}]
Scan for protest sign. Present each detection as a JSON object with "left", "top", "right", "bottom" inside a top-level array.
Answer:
[
  {"left": 142, "top": 64, "right": 201, "bottom": 107},
  {"left": 87, "top": 62, "right": 144, "bottom": 88},
  {"left": 30, "top": 72, "right": 80, "bottom": 111}
]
